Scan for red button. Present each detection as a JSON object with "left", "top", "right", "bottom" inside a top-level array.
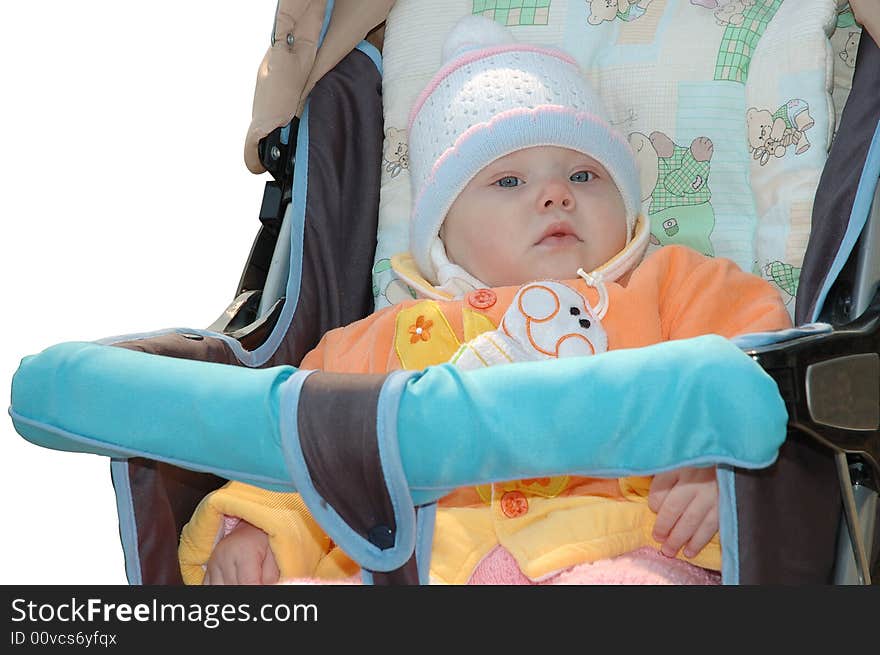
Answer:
[
  {"left": 500, "top": 491, "right": 529, "bottom": 518},
  {"left": 467, "top": 288, "right": 497, "bottom": 309}
]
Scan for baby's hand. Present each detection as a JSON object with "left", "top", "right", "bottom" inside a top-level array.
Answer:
[
  {"left": 648, "top": 466, "right": 718, "bottom": 559},
  {"left": 203, "top": 520, "right": 280, "bottom": 585}
]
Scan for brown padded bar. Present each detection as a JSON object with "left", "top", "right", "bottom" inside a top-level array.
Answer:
[
  {"left": 122, "top": 459, "right": 225, "bottom": 585},
  {"left": 113, "top": 333, "right": 240, "bottom": 364},
  {"left": 297, "top": 371, "right": 419, "bottom": 584},
  {"left": 371, "top": 558, "right": 419, "bottom": 586},
  {"left": 735, "top": 432, "right": 841, "bottom": 583}
]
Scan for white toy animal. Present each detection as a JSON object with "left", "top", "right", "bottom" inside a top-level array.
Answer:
[{"left": 452, "top": 281, "right": 608, "bottom": 369}]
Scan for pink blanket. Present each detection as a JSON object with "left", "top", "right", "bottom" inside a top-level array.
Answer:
[{"left": 281, "top": 546, "right": 721, "bottom": 585}]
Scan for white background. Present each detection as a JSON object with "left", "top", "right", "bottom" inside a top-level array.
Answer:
[{"left": 1, "top": 1, "right": 278, "bottom": 583}]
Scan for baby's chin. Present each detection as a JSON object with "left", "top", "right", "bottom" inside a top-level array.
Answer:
[
  {"left": 488, "top": 264, "right": 594, "bottom": 287},
  {"left": 468, "top": 249, "right": 610, "bottom": 287},
  {"left": 528, "top": 252, "right": 603, "bottom": 282}
]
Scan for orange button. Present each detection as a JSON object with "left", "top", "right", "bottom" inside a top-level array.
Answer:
[
  {"left": 467, "top": 288, "right": 497, "bottom": 309},
  {"left": 500, "top": 490, "right": 529, "bottom": 518}
]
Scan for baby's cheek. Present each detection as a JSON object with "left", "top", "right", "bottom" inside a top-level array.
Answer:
[{"left": 473, "top": 247, "right": 520, "bottom": 287}]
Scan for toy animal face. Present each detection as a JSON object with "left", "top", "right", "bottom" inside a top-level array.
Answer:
[
  {"left": 502, "top": 280, "right": 608, "bottom": 358},
  {"left": 383, "top": 127, "right": 409, "bottom": 175},
  {"left": 716, "top": 0, "right": 753, "bottom": 24},
  {"left": 587, "top": 0, "right": 625, "bottom": 25},
  {"left": 746, "top": 108, "right": 774, "bottom": 148}
]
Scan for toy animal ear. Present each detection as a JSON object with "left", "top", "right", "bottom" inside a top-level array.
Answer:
[{"left": 517, "top": 284, "right": 560, "bottom": 322}]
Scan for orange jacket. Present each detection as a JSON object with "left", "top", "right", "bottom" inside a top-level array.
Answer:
[{"left": 179, "top": 246, "right": 792, "bottom": 584}]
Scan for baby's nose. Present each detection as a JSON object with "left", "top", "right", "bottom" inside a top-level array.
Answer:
[{"left": 538, "top": 181, "right": 574, "bottom": 211}]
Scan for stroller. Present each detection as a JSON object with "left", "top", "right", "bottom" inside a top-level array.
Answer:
[{"left": 8, "top": 0, "right": 880, "bottom": 585}]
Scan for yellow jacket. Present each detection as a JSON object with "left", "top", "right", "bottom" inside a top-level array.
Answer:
[{"left": 180, "top": 245, "right": 792, "bottom": 584}]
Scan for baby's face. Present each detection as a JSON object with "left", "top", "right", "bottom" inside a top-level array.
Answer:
[{"left": 441, "top": 146, "right": 627, "bottom": 287}]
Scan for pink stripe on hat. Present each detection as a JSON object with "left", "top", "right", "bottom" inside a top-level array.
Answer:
[{"left": 407, "top": 44, "right": 578, "bottom": 131}]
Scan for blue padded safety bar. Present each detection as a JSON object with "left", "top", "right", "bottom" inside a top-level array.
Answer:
[{"left": 9, "top": 334, "right": 788, "bottom": 505}]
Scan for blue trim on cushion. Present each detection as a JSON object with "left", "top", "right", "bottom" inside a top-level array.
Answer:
[
  {"left": 279, "top": 369, "right": 419, "bottom": 573},
  {"left": 361, "top": 570, "right": 374, "bottom": 585},
  {"left": 374, "top": 370, "right": 419, "bottom": 565},
  {"left": 416, "top": 504, "right": 437, "bottom": 585},
  {"left": 355, "top": 40, "right": 383, "bottom": 75},
  {"left": 717, "top": 465, "right": 739, "bottom": 585},
  {"left": 110, "top": 459, "right": 142, "bottom": 585},
  {"left": 252, "top": 100, "right": 312, "bottom": 366},
  {"left": 812, "top": 119, "right": 880, "bottom": 322}
]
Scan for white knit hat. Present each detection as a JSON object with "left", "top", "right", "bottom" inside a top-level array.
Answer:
[{"left": 407, "top": 15, "right": 646, "bottom": 296}]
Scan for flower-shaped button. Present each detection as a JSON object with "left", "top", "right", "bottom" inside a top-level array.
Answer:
[
  {"left": 500, "top": 490, "right": 529, "bottom": 518},
  {"left": 467, "top": 288, "right": 497, "bottom": 310}
]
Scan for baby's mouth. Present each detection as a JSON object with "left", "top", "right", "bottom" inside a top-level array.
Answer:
[{"left": 535, "top": 222, "right": 581, "bottom": 247}]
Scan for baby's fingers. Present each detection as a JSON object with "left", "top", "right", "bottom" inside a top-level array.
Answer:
[
  {"left": 261, "top": 549, "right": 281, "bottom": 585},
  {"left": 203, "top": 562, "right": 225, "bottom": 585},
  {"left": 659, "top": 494, "right": 713, "bottom": 558},
  {"left": 651, "top": 484, "right": 693, "bottom": 544},
  {"left": 648, "top": 470, "right": 680, "bottom": 513},
  {"left": 683, "top": 505, "right": 719, "bottom": 558},
  {"left": 235, "top": 555, "right": 263, "bottom": 585}
]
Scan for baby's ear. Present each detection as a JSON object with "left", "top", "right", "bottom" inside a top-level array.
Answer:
[{"left": 517, "top": 284, "right": 560, "bottom": 321}]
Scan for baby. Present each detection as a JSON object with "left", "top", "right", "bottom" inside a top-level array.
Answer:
[{"left": 180, "top": 16, "right": 792, "bottom": 585}]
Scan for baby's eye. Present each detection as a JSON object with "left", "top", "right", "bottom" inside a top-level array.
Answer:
[
  {"left": 495, "top": 176, "right": 522, "bottom": 188},
  {"left": 570, "top": 170, "right": 595, "bottom": 183}
]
